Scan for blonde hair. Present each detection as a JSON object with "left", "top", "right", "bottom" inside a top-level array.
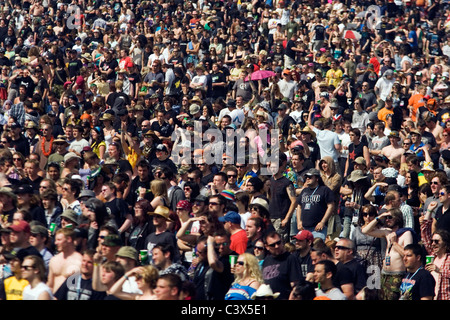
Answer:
[
  {"left": 233, "top": 253, "right": 263, "bottom": 285},
  {"left": 151, "top": 179, "right": 168, "bottom": 200},
  {"left": 140, "top": 265, "right": 160, "bottom": 289}
]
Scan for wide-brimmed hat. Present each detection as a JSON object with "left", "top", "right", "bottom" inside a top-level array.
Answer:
[
  {"left": 0, "top": 187, "right": 17, "bottom": 200},
  {"left": 60, "top": 209, "right": 79, "bottom": 225},
  {"left": 148, "top": 206, "right": 172, "bottom": 221},
  {"left": 115, "top": 246, "right": 138, "bottom": 261},
  {"left": 251, "top": 284, "right": 280, "bottom": 300},
  {"left": 189, "top": 104, "right": 201, "bottom": 115},
  {"left": 347, "top": 170, "right": 368, "bottom": 182},
  {"left": 64, "top": 152, "right": 81, "bottom": 163},
  {"left": 299, "top": 126, "right": 316, "bottom": 139},
  {"left": 54, "top": 135, "right": 69, "bottom": 144},
  {"left": 99, "top": 113, "right": 115, "bottom": 121},
  {"left": 249, "top": 197, "right": 269, "bottom": 213}
]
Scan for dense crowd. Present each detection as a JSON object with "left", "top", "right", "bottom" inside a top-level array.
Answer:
[{"left": 0, "top": 0, "right": 450, "bottom": 301}]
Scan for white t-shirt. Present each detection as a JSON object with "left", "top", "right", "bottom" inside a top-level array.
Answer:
[{"left": 23, "top": 282, "right": 54, "bottom": 300}]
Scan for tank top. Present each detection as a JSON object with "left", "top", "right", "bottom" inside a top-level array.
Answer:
[{"left": 225, "top": 283, "right": 257, "bottom": 300}]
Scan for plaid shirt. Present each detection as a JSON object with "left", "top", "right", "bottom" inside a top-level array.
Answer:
[{"left": 421, "top": 219, "right": 450, "bottom": 300}]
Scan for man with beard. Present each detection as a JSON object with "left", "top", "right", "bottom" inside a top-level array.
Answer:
[{"left": 262, "top": 231, "right": 303, "bottom": 300}]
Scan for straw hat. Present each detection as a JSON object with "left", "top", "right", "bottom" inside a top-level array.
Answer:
[
  {"left": 148, "top": 206, "right": 172, "bottom": 221},
  {"left": 99, "top": 113, "right": 115, "bottom": 121},
  {"left": 299, "top": 126, "right": 316, "bottom": 139}
]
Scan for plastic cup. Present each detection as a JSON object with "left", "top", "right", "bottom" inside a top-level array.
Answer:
[
  {"left": 426, "top": 255, "right": 434, "bottom": 265},
  {"left": 229, "top": 255, "right": 238, "bottom": 267},
  {"left": 140, "top": 250, "right": 148, "bottom": 264}
]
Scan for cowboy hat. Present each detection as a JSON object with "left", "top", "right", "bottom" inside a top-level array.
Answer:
[
  {"left": 251, "top": 284, "right": 280, "bottom": 300},
  {"left": 99, "top": 113, "right": 115, "bottom": 121},
  {"left": 299, "top": 126, "right": 316, "bottom": 139},
  {"left": 148, "top": 206, "right": 172, "bottom": 221}
]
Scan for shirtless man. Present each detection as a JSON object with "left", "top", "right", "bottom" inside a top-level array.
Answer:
[
  {"left": 381, "top": 131, "right": 405, "bottom": 162},
  {"left": 362, "top": 208, "right": 413, "bottom": 300},
  {"left": 47, "top": 228, "right": 83, "bottom": 293}
]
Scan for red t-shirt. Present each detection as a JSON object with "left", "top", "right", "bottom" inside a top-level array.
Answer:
[{"left": 230, "top": 229, "right": 248, "bottom": 255}]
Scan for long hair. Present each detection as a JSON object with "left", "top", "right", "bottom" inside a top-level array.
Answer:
[
  {"left": 23, "top": 255, "right": 47, "bottom": 282},
  {"left": 232, "top": 253, "right": 263, "bottom": 285},
  {"left": 151, "top": 179, "right": 168, "bottom": 203}
]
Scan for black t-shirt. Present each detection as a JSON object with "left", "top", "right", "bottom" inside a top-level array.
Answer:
[
  {"left": 435, "top": 206, "right": 450, "bottom": 234},
  {"left": 127, "top": 177, "right": 154, "bottom": 207},
  {"left": 205, "top": 252, "right": 235, "bottom": 300},
  {"left": 262, "top": 251, "right": 304, "bottom": 300},
  {"left": 347, "top": 141, "right": 367, "bottom": 173},
  {"left": 314, "top": 25, "right": 325, "bottom": 40},
  {"left": 269, "top": 176, "right": 293, "bottom": 220},
  {"left": 334, "top": 262, "right": 354, "bottom": 289},
  {"left": 285, "top": 39, "right": 296, "bottom": 60},
  {"left": 67, "top": 59, "right": 82, "bottom": 78},
  {"left": 10, "top": 134, "right": 30, "bottom": 157},
  {"left": 105, "top": 198, "right": 130, "bottom": 227},
  {"left": 296, "top": 250, "right": 314, "bottom": 279},
  {"left": 400, "top": 268, "right": 435, "bottom": 300},
  {"left": 144, "top": 231, "right": 178, "bottom": 259},
  {"left": 297, "top": 185, "right": 334, "bottom": 228},
  {"left": 100, "top": 58, "right": 119, "bottom": 81},
  {"left": 211, "top": 71, "right": 227, "bottom": 99},
  {"left": 54, "top": 277, "right": 106, "bottom": 300},
  {"left": 341, "top": 259, "right": 367, "bottom": 294}
]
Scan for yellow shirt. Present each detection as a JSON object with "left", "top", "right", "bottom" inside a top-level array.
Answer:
[
  {"left": 4, "top": 276, "right": 29, "bottom": 300},
  {"left": 326, "top": 68, "right": 343, "bottom": 87}
]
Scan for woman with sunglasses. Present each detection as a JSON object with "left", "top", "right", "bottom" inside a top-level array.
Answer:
[
  {"left": 225, "top": 253, "right": 263, "bottom": 300},
  {"left": 126, "top": 199, "right": 155, "bottom": 251},
  {"left": 351, "top": 204, "right": 383, "bottom": 272}
]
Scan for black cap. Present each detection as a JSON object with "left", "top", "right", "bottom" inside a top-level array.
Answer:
[{"left": 16, "top": 184, "right": 33, "bottom": 194}]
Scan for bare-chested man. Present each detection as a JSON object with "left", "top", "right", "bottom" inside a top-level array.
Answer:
[
  {"left": 47, "top": 228, "right": 83, "bottom": 293},
  {"left": 362, "top": 207, "right": 413, "bottom": 300}
]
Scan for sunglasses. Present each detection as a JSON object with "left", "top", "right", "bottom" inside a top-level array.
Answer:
[
  {"left": 267, "top": 240, "right": 281, "bottom": 248},
  {"left": 254, "top": 246, "right": 264, "bottom": 250},
  {"left": 385, "top": 216, "right": 393, "bottom": 220},
  {"left": 227, "top": 174, "right": 237, "bottom": 178},
  {"left": 209, "top": 202, "right": 220, "bottom": 206},
  {"left": 21, "top": 265, "right": 35, "bottom": 270},
  {"left": 214, "top": 242, "right": 228, "bottom": 248},
  {"left": 335, "top": 245, "right": 351, "bottom": 250},
  {"left": 440, "top": 191, "right": 447, "bottom": 196},
  {"left": 236, "top": 261, "right": 245, "bottom": 266},
  {"left": 431, "top": 239, "right": 440, "bottom": 244},
  {"left": 432, "top": 181, "right": 440, "bottom": 185}
]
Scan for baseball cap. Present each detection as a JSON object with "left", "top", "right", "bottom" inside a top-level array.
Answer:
[
  {"left": 293, "top": 230, "right": 314, "bottom": 241},
  {"left": 156, "top": 144, "right": 168, "bottom": 153},
  {"left": 16, "top": 184, "right": 33, "bottom": 194},
  {"left": 218, "top": 211, "right": 241, "bottom": 224},
  {"left": 8, "top": 220, "right": 31, "bottom": 233}
]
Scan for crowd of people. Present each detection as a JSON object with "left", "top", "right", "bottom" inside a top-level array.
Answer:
[{"left": 0, "top": 0, "right": 450, "bottom": 302}]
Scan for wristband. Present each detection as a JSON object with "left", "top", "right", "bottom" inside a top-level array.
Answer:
[{"left": 124, "top": 275, "right": 129, "bottom": 280}]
